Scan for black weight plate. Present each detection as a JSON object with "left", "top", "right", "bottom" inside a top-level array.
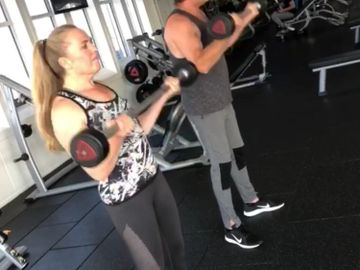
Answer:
[
  {"left": 70, "top": 129, "right": 109, "bottom": 168},
  {"left": 124, "top": 59, "right": 148, "bottom": 84},
  {"left": 136, "top": 82, "right": 158, "bottom": 103},
  {"left": 208, "top": 13, "right": 235, "bottom": 39}
]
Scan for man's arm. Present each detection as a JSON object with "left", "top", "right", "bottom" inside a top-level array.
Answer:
[{"left": 164, "top": 3, "right": 259, "bottom": 74}]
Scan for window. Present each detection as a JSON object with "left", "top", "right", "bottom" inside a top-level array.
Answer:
[
  {"left": 0, "top": 25, "right": 29, "bottom": 129},
  {"left": 54, "top": 14, "right": 67, "bottom": 25},
  {"left": 5, "top": 0, "right": 34, "bottom": 77},
  {"left": 0, "top": 5, "right": 5, "bottom": 22},
  {"left": 71, "top": 9, "right": 91, "bottom": 35},
  {"left": 113, "top": 0, "right": 132, "bottom": 41},
  {"left": 100, "top": 3, "right": 127, "bottom": 60},
  {"left": 0, "top": 27, "right": 29, "bottom": 87},
  {"left": 133, "top": 0, "right": 153, "bottom": 35},
  {"left": 33, "top": 17, "right": 55, "bottom": 40},
  {"left": 0, "top": 101, "right": 9, "bottom": 129},
  {"left": 123, "top": 0, "right": 142, "bottom": 35},
  {"left": 25, "top": 0, "right": 48, "bottom": 16}
]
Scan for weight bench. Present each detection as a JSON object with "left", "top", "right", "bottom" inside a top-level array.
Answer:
[
  {"left": 230, "top": 43, "right": 270, "bottom": 90},
  {"left": 309, "top": 49, "right": 360, "bottom": 96}
]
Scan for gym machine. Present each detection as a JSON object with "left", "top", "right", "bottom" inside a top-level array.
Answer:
[
  {"left": 151, "top": 100, "right": 209, "bottom": 171},
  {"left": 0, "top": 231, "right": 27, "bottom": 270},
  {"left": 276, "top": 0, "right": 348, "bottom": 39},
  {"left": 230, "top": 43, "right": 270, "bottom": 90},
  {"left": 0, "top": 75, "right": 96, "bottom": 201},
  {"left": 0, "top": 210, "right": 28, "bottom": 270}
]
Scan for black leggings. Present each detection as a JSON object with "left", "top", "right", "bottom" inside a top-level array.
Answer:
[{"left": 105, "top": 172, "right": 187, "bottom": 270}]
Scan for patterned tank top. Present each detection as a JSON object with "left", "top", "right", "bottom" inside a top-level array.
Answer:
[{"left": 57, "top": 87, "right": 158, "bottom": 205}]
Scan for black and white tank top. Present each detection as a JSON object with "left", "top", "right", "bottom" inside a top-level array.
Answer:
[{"left": 57, "top": 87, "right": 158, "bottom": 205}]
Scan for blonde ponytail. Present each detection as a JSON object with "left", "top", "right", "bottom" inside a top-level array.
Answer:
[{"left": 31, "top": 24, "right": 78, "bottom": 151}]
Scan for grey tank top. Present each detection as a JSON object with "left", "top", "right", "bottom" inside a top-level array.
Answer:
[
  {"left": 167, "top": 9, "right": 232, "bottom": 116},
  {"left": 57, "top": 88, "right": 157, "bottom": 205}
]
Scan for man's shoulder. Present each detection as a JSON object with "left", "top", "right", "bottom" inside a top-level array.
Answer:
[
  {"left": 165, "top": 12, "right": 196, "bottom": 37},
  {"left": 167, "top": 12, "right": 191, "bottom": 25}
]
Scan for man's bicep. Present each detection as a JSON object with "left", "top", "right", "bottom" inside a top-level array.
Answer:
[{"left": 169, "top": 20, "right": 203, "bottom": 63}]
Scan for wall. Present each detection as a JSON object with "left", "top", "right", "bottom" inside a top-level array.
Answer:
[{"left": 152, "top": 0, "right": 174, "bottom": 26}]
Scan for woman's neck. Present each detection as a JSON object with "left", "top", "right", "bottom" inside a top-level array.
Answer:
[{"left": 63, "top": 74, "right": 95, "bottom": 93}]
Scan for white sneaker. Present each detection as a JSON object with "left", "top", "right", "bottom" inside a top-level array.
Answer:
[
  {"left": 244, "top": 199, "right": 285, "bottom": 217},
  {"left": 286, "top": 26, "right": 295, "bottom": 31}
]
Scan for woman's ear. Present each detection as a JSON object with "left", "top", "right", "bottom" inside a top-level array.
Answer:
[{"left": 58, "top": 57, "right": 72, "bottom": 70}]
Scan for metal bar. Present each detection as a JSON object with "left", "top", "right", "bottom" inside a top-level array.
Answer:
[
  {"left": 0, "top": 21, "right": 10, "bottom": 27},
  {"left": 25, "top": 161, "right": 78, "bottom": 201},
  {"left": 109, "top": 1, "right": 130, "bottom": 57},
  {"left": 318, "top": 69, "right": 327, "bottom": 96},
  {"left": 0, "top": 75, "right": 31, "bottom": 100},
  {"left": 231, "top": 81, "right": 257, "bottom": 91},
  {"left": 93, "top": 1, "right": 121, "bottom": 71},
  {"left": 30, "top": 13, "right": 52, "bottom": 20},
  {"left": 26, "top": 181, "right": 98, "bottom": 200},
  {"left": 132, "top": 42, "right": 165, "bottom": 59},
  {"left": 2, "top": 0, "right": 30, "bottom": 77},
  {"left": 154, "top": 153, "right": 209, "bottom": 172},
  {"left": 153, "top": 125, "right": 196, "bottom": 146},
  {"left": 313, "top": 58, "right": 360, "bottom": 72},
  {"left": 131, "top": 0, "right": 145, "bottom": 34}
]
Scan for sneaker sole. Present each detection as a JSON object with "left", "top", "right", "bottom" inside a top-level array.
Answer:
[
  {"left": 244, "top": 203, "right": 285, "bottom": 217},
  {"left": 224, "top": 236, "right": 262, "bottom": 249}
]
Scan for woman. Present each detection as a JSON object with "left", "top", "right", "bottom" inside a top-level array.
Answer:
[{"left": 32, "top": 24, "right": 187, "bottom": 270}]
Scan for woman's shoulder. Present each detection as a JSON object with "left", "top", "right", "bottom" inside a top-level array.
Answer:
[{"left": 52, "top": 95, "right": 85, "bottom": 120}]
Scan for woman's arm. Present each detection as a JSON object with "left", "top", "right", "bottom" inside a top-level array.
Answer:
[
  {"left": 51, "top": 98, "right": 133, "bottom": 181},
  {"left": 137, "top": 77, "right": 180, "bottom": 135}
]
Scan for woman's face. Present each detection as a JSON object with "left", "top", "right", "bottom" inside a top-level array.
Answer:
[{"left": 60, "top": 28, "right": 100, "bottom": 76}]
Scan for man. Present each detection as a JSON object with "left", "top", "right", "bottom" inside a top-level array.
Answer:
[{"left": 164, "top": 0, "right": 285, "bottom": 249}]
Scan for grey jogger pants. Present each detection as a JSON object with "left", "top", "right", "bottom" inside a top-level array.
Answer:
[{"left": 188, "top": 104, "right": 257, "bottom": 229}]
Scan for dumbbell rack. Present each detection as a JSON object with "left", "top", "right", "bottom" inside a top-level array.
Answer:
[
  {"left": 0, "top": 232, "right": 28, "bottom": 269},
  {"left": 128, "top": 33, "right": 173, "bottom": 73}
]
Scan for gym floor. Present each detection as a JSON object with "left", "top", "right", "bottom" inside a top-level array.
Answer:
[{"left": 2, "top": 11, "right": 360, "bottom": 270}]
